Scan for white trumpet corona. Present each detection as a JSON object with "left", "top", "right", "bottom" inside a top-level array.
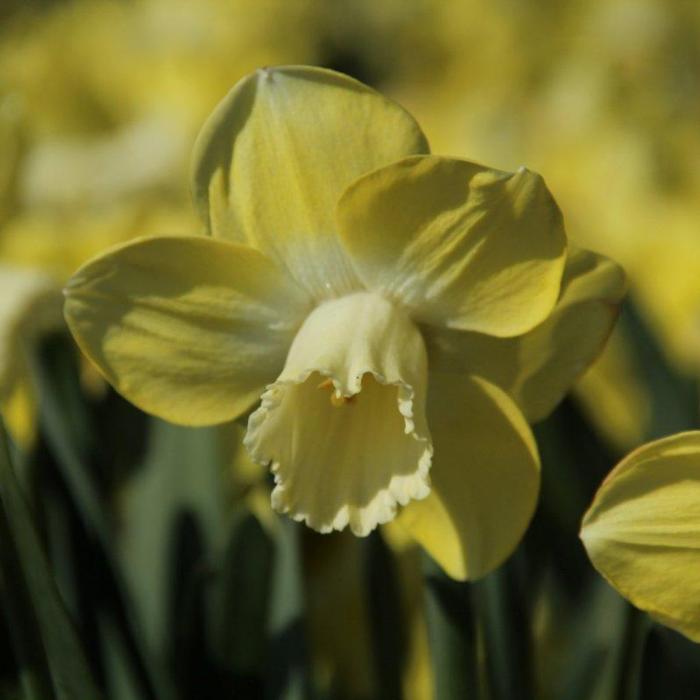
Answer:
[{"left": 244, "top": 292, "right": 433, "bottom": 536}]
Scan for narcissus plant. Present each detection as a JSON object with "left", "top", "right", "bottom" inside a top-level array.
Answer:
[
  {"left": 581, "top": 431, "right": 700, "bottom": 641},
  {"left": 64, "top": 65, "right": 624, "bottom": 580}
]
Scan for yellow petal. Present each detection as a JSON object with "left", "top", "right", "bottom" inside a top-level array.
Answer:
[
  {"left": 64, "top": 236, "right": 311, "bottom": 426},
  {"left": 581, "top": 431, "right": 700, "bottom": 642},
  {"left": 192, "top": 65, "right": 429, "bottom": 300},
  {"left": 337, "top": 156, "right": 567, "bottom": 336},
  {"left": 424, "top": 246, "right": 626, "bottom": 422},
  {"left": 400, "top": 373, "right": 539, "bottom": 581},
  {"left": 245, "top": 292, "right": 432, "bottom": 536}
]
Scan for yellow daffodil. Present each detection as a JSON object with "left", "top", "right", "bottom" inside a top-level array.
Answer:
[
  {"left": 64, "top": 65, "right": 623, "bottom": 580},
  {"left": 581, "top": 432, "right": 700, "bottom": 642}
]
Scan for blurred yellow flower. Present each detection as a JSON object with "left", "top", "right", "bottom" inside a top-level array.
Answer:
[
  {"left": 0, "top": 265, "right": 63, "bottom": 446},
  {"left": 575, "top": 325, "right": 651, "bottom": 452},
  {"left": 64, "top": 65, "right": 622, "bottom": 580},
  {"left": 581, "top": 431, "right": 700, "bottom": 642},
  {"left": 0, "top": 95, "right": 25, "bottom": 226},
  {"left": 0, "top": 0, "right": 322, "bottom": 261}
]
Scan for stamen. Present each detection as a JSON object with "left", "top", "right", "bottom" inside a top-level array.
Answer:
[
  {"left": 330, "top": 392, "right": 349, "bottom": 408},
  {"left": 317, "top": 377, "right": 355, "bottom": 407}
]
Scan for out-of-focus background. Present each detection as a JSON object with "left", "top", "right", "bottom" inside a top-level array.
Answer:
[
  {"left": 4, "top": 0, "right": 700, "bottom": 447},
  {"left": 1, "top": 1, "right": 700, "bottom": 699}
]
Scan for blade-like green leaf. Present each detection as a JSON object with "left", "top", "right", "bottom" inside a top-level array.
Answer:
[
  {"left": 166, "top": 511, "right": 209, "bottom": 697},
  {"left": 364, "top": 531, "right": 406, "bottom": 700},
  {"left": 119, "top": 418, "right": 230, "bottom": 660},
  {"left": 31, "top": 332, "right": 172, "bottom": 700},
  {"left": 422, "top": 553, "right": 479, "bottom": 700},
  {"left": 214, "top": 511, "right": 274, "bottom": 681},
  {"left": 474, "top": 555, "right": 534, "bottom": 700},
  {"left": 640, "top": 624, "right": 700, "bottom": 699},
  {"left": 0, "top": 420, "right": 103, "bottom": 700},
  {"left": 266, "top": 520, "right": 311, "bottom": 700},
  {"left": 31, "top": 333, "right": 109, "bottom": 545}
]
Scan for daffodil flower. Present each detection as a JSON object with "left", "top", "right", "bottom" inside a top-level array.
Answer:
[
  {"left": 581, "top": 431, "right": 700, "bottom": 642},
  {"left": 64, "top": 66, "right": 623, "bottom": 579}
]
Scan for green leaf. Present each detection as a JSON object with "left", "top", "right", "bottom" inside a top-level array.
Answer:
[
  {"left": 165, "top": 511, "right": 209, "bottom": 697},
  {"left": 364, "top": 531, "right": 407, "bottom": 700},
  {"left": 266, "top": 520, "right": 311, "bottom": 700},
  {"left": 31, "top": 332, "right": 172, "bottom": 700},
  {"left": 214, "top": 511, "right": 274, "bottom": 679},
  {"left": 614, "top": 604, "right": 650, "bottom": 700},
  {"left": 422, "top": 553, "right": 479, "bottom": 700},
  {"left": 474, "top": 556, "right": 534, "bottom": 700},
  {"left": 118, "top": 418, "right": 231, "bottom": 660},
  {"left": 0, "top": 420, "right": 103, "bottom": 700},
  {"left": 640, "top": 625, "right": 700, "bottom": 699},
  {"left": 30, "top": 333, "right": 110, "bottom": 547}
]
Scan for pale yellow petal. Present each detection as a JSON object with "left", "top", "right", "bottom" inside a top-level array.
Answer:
[
  {"left": 64, "top": 236, "right": 311, "bottom": 426},
  {"left": 400, "top": 374, "right": 539, "bottom": 581},
  {"left": 245, "top": 292, "right": 432, "bottom": 536},
  {"left": 337, "top": 156, "right": 567, "bottom": 336},
  {"left": 581, "top": 431, "right": 700, "bottom": 642},
  {"left": 423, "top": 246, "right": 626, "bottom": 422},
  {"left": 192, "top": 65, "right": 429, "bottom": 299}
]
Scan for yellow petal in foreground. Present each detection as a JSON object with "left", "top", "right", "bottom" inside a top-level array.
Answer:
[
  {"left": 581, "top": 432, "right": 700, "bottom": 642},
  {"left": 64, "top": 236, "right": 311, "bottom": 426},
  {"left": 245, "top": 292, "right": 432, "bottom": 536},
  {"left": 399, "top": 374, "right": 539, "bottom": 581},
  {"left": 192, "top": 65, "right": 429, "bottom": 299},
  {"left": 423, "top": 245, "right": 626, "bottom": 423},
  {"left": 337, "top": 156, "right": 567, "bottom": 337}
]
